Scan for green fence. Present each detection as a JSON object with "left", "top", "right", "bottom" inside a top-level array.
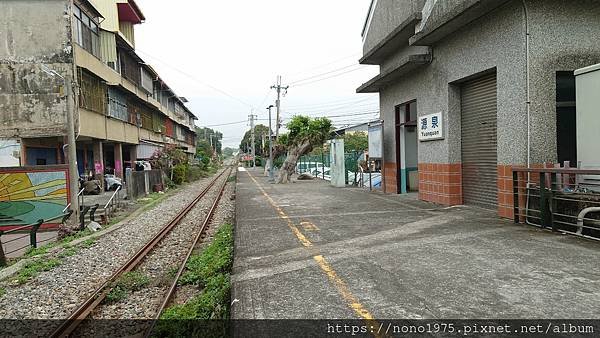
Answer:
[{"left": 298, "top": 150, "right": 363, "bottom": 185}]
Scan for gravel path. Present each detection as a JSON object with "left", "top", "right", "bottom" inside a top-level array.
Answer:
[
  {"left": 0, "top": 168, "right": 229, "bottom": 336},
  {"left": 77, "top": 173, "right": 236, "bottom": 337}
]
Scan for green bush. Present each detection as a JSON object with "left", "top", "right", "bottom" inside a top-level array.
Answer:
[
  {"left": 158, "top": 224, "right": 233, "bottom": 325},
  {"left": 186, "top": 165, "right": 206, "bottom": 182},
  {"left": 172, "top": 164, "right": 188, "bottom": 185}
]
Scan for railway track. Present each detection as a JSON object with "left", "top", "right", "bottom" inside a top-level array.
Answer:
[{"left": 50, "top": 166, "right": 234, "bottom": 337}]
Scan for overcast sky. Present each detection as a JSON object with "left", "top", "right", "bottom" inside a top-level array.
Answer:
[{"left": 135, "top": 0, "right": 379, "bottom": 148}]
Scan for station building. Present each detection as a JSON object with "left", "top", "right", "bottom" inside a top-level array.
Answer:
[
  {"left": 0, "top": 0, "right": 197, "bottom": 181},
  {"left": 357, "top": 0, "right": 600, "bottom": 218}
]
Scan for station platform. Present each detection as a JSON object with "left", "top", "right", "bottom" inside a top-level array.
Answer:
[{"left": 232, "top": 167, "right": 600, "bottom": 319}]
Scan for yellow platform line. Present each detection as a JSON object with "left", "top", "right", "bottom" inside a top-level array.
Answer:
[{"left": 246, "top": 171, "right": 378, "bottom": 324}]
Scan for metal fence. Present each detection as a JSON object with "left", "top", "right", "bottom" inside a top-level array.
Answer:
[
  {"left": 513, "top": 167, "right": 600, "bottom": 240},
  {"left": 0, "top": 212, "right": 72, "bottom": 263},
  {"left": 298, "top": 151, "right": 364, "bottom": 185},
  {"left": 126, "top": 169, "right": 163, "bottom": 200}
]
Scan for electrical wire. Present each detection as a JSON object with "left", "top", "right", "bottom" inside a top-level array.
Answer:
[
  {"left": 289, "top": 67, "right": 366, "bottom": 88},
  {"left": 257, "top": 90, "right": 273, "bottom": 109},
  {"left": 287, "top": 63, "right": 360, "bottom": 85},
  {"left": 286, "top": 52, "right": 360, "bottom": 78},
  {"left": 136, "top": 49, "right": 255, "bottom": 109},
  {"left": 284, "top": 96, "right": 377, "bottom": 110},
  {"left": 281, "top": 110, "right": 379, "bottom": 121},
  {"left": 202, "top": 120, "right": 248, "bottom": 127},
  {"left": 288, "top": 102, "right": 379, "bottom": 116}
]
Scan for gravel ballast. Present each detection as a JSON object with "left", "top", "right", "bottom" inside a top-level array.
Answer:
[{"left": 0, "top": 168, "right": 231, "bottom": 335}]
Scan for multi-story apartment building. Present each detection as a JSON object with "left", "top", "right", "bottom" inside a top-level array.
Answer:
[
  {"left": 357, "top": 0, "right": 600, "bottom": 218},
  {"left": 0, "top": 0, "right": 197, "bottom": 181}
]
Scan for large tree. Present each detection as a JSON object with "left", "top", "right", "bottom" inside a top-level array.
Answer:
[
  {"left": 196, "top": 127, "right": 223, "bottom": 155},
  {"left": 239, "top": 124, "right": 270, "bottom": 157},
  {"left": 276, "top": 116, "right": 332, "bottom": 184},
  {"left": 222, "top": 147, "right": 236, "bottom": 158},
  {"left": 342, "top": 131, "right": 368, "bottom": 152}
]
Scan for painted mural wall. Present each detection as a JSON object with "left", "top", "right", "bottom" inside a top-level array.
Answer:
[{"left": 0, "top": 166, "right": 70, "bottom": 230}]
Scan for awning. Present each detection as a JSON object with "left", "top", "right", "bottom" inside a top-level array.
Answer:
[
  {"left": 360, "top": 12, "right": 422, "bottom": 65},
  {"left": 356, "top": 53, "right": 432, "bottom": 93},
  {"left": 117, "top": 0, "right": 145, "bottom": 24}
]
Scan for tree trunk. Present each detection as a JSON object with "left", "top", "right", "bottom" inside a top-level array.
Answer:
[{"left": 276, "top": 141, "right": 312, "bottom": 184}]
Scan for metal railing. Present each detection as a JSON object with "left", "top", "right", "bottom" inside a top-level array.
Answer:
[
  {"left": 512, "top": 167, "right": 600, "bottom": 240},
  {"left": 103, "top": 185, "right": 122, "bottom": 224},
  {"left": 62, "top": 188, "right": 85, "bottom": 213},
  {"left": 0, "top": 212, "right": 72, "bottom": 262}
]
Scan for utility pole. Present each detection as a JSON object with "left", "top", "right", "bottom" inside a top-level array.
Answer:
[
  {"left": 41, "top": 65, "right": 79, "bottom": 227},
  {"left": 271, "top": 75, "right": 289, "bottom": 140},
  {"left": 267, "top": 105, "right": 275, "bottom": 182},
  {"left": 65, "top": 79, "right": 79, "bottom": 226},
  {"left": 248, "top": 113, "right": 257, "bottom": 168}
]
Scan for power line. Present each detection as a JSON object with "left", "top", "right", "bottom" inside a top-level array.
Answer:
[
  {"left": 285, "top": 96, "right": 377, "bottom": 110},
  {"left": 257, "top": 89, "right": 273, "bottom": 109},
  {"left": 286, "top": 52, "right": 360, "bottom": 78},
  {"left": 286, "top": 102, "right": 379, "bottom": 116},
  {"left": 287, "top": 63, "right": 359, "bottom": 85},
  {"left": 289, "top": 67, "right": 365, "bottom": 88},
  {"left": 285, "top": 108, "right": 380, "bottom": 117},
  {"left": 281, "top": 110, "right": 379, "bottom": 121},
  {"left": 203, "top": 120, "right": 248, "bottom": 127},
  {"left": 136, "top": 49, "right": 255, "bottom": 109}
]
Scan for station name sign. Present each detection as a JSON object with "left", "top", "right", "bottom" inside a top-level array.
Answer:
[{"left": 418, "top": 112, "right": 444, "bottom": 141}]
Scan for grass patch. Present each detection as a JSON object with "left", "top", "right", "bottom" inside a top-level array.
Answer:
[
  {"left": 61, "top": 229, "right": 93, "bottom": 245},
  {"left": 16, "top": 258, "right": 61, "bottom": 285},
  {"left": 57, "top": 245, "right": 78, "bottom": 258},
  {"left": 168, "top": 266, "right": 179, "bottom": 278},
  {"left": 226, "top": 175, "right": 236, "bottom": 183},
  {"left": 105, "top": 271, "right": 150, "bottom": 303},
  {"left": 18, "top": 228, "right": 93, "bottom": 261},
  {"left": 178, "top": 224, "right": 233, "bottom": 287},
  {"left": 80, "top": 238, "right": 97, "bottom": 249},
  {"left": 158, "top": 223, "right": 233, "bottom": 325},
  {"left": 0, "top": 287, "right": 5, "bottom": 298},
  {"left": 24, "top": 246, "right": 49, "bottom": 258}
]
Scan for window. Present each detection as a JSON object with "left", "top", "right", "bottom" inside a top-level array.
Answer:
[
  {"left": 140, "top": 106, "right": 153, "bottom": 130},
  {"left": 127, "top": 99, "right": 141, "bottom": 126},
  {"left": 140, "top": 68, "right": 153, "bottom": 93},
  {"left": 78, "top": 68, "right": 106, "bottom": 114},
  {"left": 120, "top": 51, "right": 141, "bottom": 85},
  {"left": 73, "top": 5, "right": 100, "bottom": 58},
  {"left": 556, "top": 72, "right": 577, "bottom": 164},
  {"left": 168, "top": 98, "right": 176, "bottom": 113},
  {"left": 152, "top": 112, "right": 165, "bottom": 133},
  {"left": 108, "top": 88, "right": 128, "bottom": 121}
]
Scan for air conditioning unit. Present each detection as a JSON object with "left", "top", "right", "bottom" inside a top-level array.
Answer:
[{"left": 575, "top": 64, "right": 600, "bottom": 191}]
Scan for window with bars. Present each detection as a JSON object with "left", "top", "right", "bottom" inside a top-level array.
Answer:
[
  {"left": 127, "top": 99, "right": 141, "bottom": 126},
  {"left": 78, "top": 69, "right": 106, "bottom": 114},
  {"left": 152, "top": 112, "right": 165, "bottom": 133},
  {"left": 140, "top": 107, "right": 153, "bottom": 130},
  {"left": 73, "top": 5, "right": 100, "bottom": 58},
  {"left": 165, "top": 118, "right": 174, "bottom": 137},
  {"left": 107, "top": 88, "right": 128, "bottom": 121},
  {"left": 120, "top": 51, "right": 141, "bottom": 85}
]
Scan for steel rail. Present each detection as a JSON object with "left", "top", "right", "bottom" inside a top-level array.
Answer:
[
  {"left": 49, "top": 167, "right": 231, "bottom": 338},
  {"left": 144, "top": 166, "right": 233, "bottom": 337}
]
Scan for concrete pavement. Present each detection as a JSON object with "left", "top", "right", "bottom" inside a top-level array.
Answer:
[{"left": 232, "top": 167, "right": 600, "bottom": 319}]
